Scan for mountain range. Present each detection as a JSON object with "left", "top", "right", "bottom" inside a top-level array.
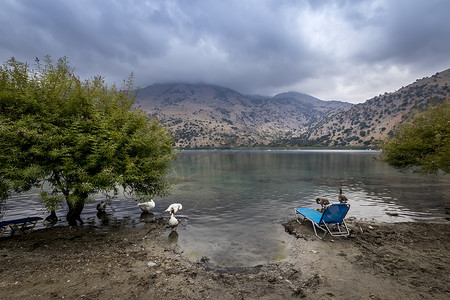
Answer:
[{"left": 136, "top": 68, "right": 450, "bottom": 149}]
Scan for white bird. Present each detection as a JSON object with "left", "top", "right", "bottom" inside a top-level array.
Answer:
[
  {"left": 165, "top": 203, "right": 182, "bottom": 214},
  {"left": 168, "top": 212, "right": 179, "bottom": 231},
  {"left": 96, "top": 201, "right": 107, "bottom": 212},
  {"left": 138, "top": 200, "right": 155, "bottom": 213}
]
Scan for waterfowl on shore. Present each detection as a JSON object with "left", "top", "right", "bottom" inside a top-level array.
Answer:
[
  {"left": 168, "top": 212, "right": 179, "bottom": 231},
  {"left": 338, "top": 188, "right": 348, "bottom": 203},
  {"left": 96, "top": 201, "right": 107, "bottom": 212},
  {"left": 165, "top": 203, "right": 182, "bottom": 214},
  {"left": 316, "top": 197, "right": 330, "bottom": 210},
  {"left": 43, "top": 210, "right": 58, "bottom": 227},
  {"left": 138, "top": 200, "right": 155, "bottom": 213},
  {"left": 386, "top": 212, "right": 399, "bottom": 217}
]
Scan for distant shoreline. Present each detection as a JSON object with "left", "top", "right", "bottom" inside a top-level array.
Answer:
[{"left": 177, "top": 147, "right": 380, "bottom": 152}]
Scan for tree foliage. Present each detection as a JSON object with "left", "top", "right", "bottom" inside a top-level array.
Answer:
[
  {"left": 379, "top": 99, "right": 450, "bottom": 174},
  {"left": 0, "top": 56, "right": 176, "bottom": 222}
]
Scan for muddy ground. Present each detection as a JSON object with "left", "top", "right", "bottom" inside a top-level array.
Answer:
[{"left": 0, "top": 218, "right": 449, "bottom": 299}]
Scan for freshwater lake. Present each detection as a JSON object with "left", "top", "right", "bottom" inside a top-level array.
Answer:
[{"left": 2, "top": 150, "right": 449, "bottom": 266}]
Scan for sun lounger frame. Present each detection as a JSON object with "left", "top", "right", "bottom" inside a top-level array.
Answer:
[
  {"left": 0, "top": 217, "right": 42, "bottom": 238},
  {"left": 295, "top": 203, "right": 350, "bottom": 240}
]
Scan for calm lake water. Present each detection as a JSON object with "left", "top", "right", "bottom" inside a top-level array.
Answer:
[{"left": 2, "top": 150, "right": 449, "bottom": 266}]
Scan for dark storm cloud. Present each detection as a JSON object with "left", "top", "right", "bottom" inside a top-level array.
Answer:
[{"left": 1, "top": 0, "right": 449, "bottom": 103}]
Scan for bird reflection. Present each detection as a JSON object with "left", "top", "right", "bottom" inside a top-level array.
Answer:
[
  {"left": 168, "top": 230, "right": 178, "bottom": 245},
  {"left": 140, "top": 212, "right": 155, "bottom": 223},
  {"left": 96, "top": 211, "right": 109, "bottom": 225}
]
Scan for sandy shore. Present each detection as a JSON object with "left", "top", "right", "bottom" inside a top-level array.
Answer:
[{"left": 0, "top": 218, "right": 449, "bottom": 299}]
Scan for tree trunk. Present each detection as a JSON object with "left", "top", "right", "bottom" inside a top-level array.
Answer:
[{"left": 66, "top": 198, "right": 85, "bottom": 226}]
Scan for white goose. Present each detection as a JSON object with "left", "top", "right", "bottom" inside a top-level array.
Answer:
[
  {"left": 168, "top": 212, "right": 179, "bottom": 231},
  {"left": 138, "top": 200, "right": 155, "bottom": 213},
  {"left": 165, "top": 203, "right": 182, "bottom": 214}
]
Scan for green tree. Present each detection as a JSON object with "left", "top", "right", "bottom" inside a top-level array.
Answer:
[
  {"left": 379, "top": 99, "right": 450, "bottom": 174},
  {"left": 0, "top": 56, "right": 176, "bottom": 224}
]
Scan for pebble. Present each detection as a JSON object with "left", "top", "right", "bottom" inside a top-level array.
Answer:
[{"left": 147, "top": 261, "right": 158, "bottom": 268}]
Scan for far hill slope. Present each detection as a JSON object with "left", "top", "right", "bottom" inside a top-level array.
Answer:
[
  {"left": 136, "top": 68, "right": 450, "bottom": 148},
  {"left": 304, "top": 68, "right": 450, "bottom": 147},
  {"left": 137, "top": 83, "right": 351, "bottom": 148}
]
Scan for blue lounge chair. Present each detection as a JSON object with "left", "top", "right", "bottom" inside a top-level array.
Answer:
[
  {"left": 295, "top": 203, "right": 350, "bottom": 240},
  {"left": 0, "top": 217, "right": 42, "bottom": 238}
]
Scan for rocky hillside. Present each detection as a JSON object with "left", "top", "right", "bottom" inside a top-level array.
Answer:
[
  {"left": 305, "top": 68, "right": 450, "bottom": 147},
  {"left": 137, "top": 68, "right": 450, "bottom": 149},
  {"left": 137, "top": 84, "right": 351, "bottom": 148}
]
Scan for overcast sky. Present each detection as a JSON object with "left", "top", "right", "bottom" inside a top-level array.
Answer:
[{"left": 1, "top": 0, "right": 449, "bottom": 103}]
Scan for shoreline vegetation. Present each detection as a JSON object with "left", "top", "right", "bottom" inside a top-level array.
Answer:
[
  {"left": 0, "top": 218, "right": 448, "bottom": 299},
  {"left": 176, "top": 146, "right": 379, "bottom": 151}
]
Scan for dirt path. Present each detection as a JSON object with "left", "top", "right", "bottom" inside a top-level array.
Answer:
[{"left": 0, "top": 218, "right": 449, "bottom": 299}]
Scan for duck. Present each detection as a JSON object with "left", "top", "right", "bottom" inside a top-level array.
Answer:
[
  {"left": 168, "top": 212, "right": 179, "bottom": 231},
  {"left": 386, "top": 212, "right": 399, "bottom": 217},
  {"left": 138, "top": 200, "right": 155, "bottom": 213},
  {"left": 316, "top": 197, "right": 330, "bottom": 210},
  {"left": 96, "top": 201, "right": 107, "bottom": 212},
  {"left": 165, "top": 203, "right": 182, "bottom": 214},
  {"left": 43, "top": 210, "right": 58, "bottom": 227},
  {"left": 338, "top": 188, "right": 348, "bottom": 203}
]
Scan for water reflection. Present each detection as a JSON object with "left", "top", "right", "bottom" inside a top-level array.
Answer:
[
  {"left": 168, "top": 150, "right": 449, "bottom": 266},
  {"left": 140, "top": 212, "right": 155, "bottom": 223},
  {"left": 96, "top": 211, "right": 109, "bottom": 225},
  {"left": 168, "top": 231, "right": 179, "bottom": 245},
  {"left": 1, "top": 150, "right": 449, "bottom": 267}
]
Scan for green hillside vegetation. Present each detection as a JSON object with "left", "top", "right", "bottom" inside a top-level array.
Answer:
[{"left": 380, "top": 99, "right": 450, "bottom": 174}]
